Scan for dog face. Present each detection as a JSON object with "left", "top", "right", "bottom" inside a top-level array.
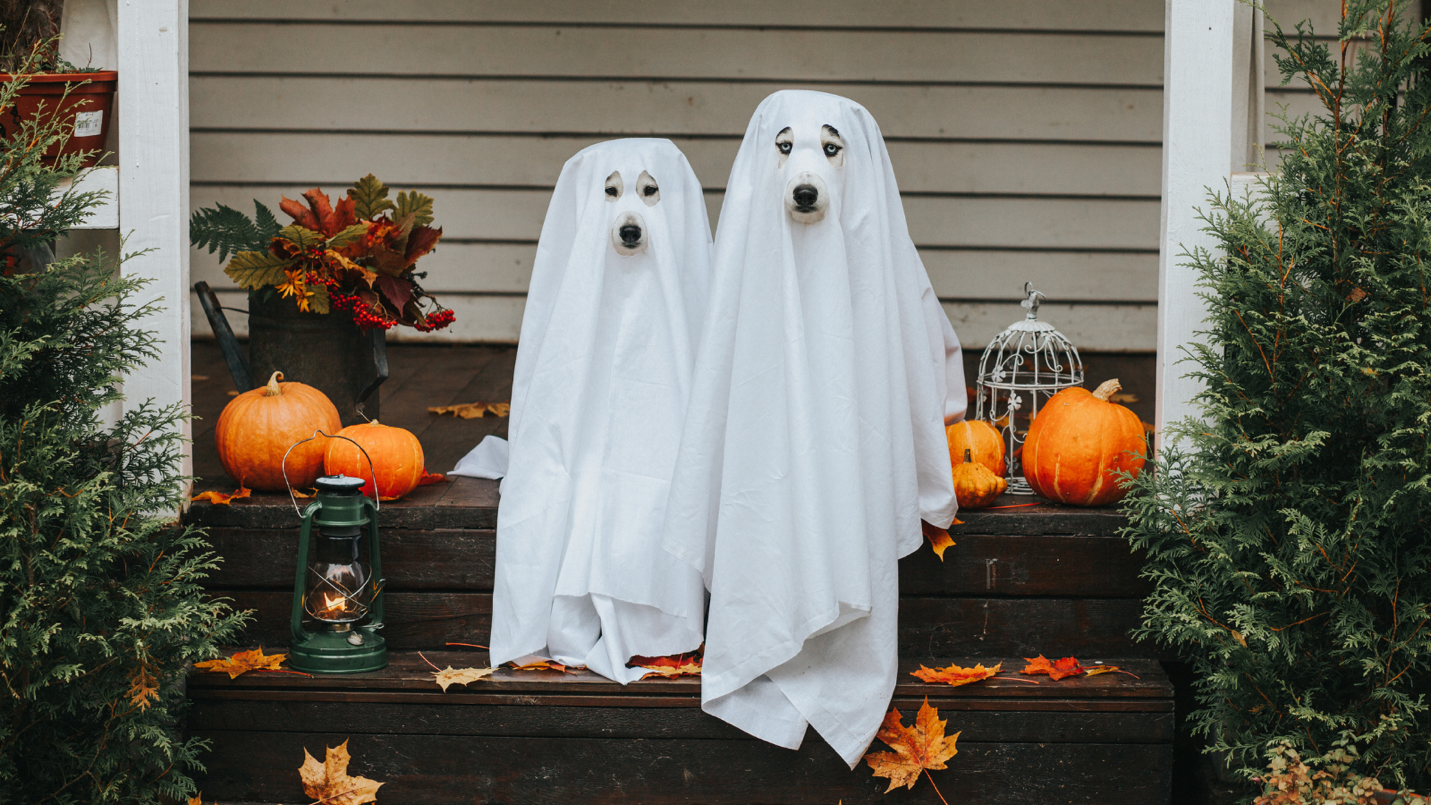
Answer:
[
  {"left": 604, "top": 168, "right": 660, "bottom": 255},
  {"left": 775, "top": 123, "right": 846, "bottom": 224}
]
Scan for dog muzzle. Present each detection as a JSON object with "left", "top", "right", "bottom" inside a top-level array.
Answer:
[
  {"left": 611, "top": 211, "right": 649, "bottom": 255},
  {"left": 785, "top": 171, "right": 830, "bottom": 224}
]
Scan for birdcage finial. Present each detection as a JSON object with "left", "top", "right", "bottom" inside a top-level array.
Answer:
[{"left": 1020, "top": 282, "right": 1045, "bottom": 320}]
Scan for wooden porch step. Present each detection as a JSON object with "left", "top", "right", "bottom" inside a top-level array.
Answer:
[{"left": 188, "top": 650, "right": 1173, "bottom": 804}]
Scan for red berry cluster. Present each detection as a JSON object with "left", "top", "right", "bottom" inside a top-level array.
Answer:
[
  {"left": 414, "top": 308, "right": 456, "bottom": 332},
  {"left": 350, "top": 299, "right": 395, "bottom": 331}
]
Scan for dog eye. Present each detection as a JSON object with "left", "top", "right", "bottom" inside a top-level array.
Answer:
[
  {"left": 643, "top": 185, "right": 658, "bottom": 196},
  {"left": 777, "top": 141, "right": 792, "bottom": 155},
  {"left": 605, "top": 186, "right": 618, "bottom": 197},
  {"left": 823, "top": 143, "right": 842, "bottom": 157}
]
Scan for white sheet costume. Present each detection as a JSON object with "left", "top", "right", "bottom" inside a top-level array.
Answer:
[
  {"left": 489, "top": 139, "right": 711, "bottom": 684},
  {"left": 662, "top": 91, "right": 966, "bottom": 765}
]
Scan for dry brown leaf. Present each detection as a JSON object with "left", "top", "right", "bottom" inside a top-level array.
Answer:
[
  {"left": 432, "top": 665, "right": 495, "bottom": 691},
  {"left": 910, "top": 662, "right": 1001, "bottom": 688},
  {"left": 428, "top": 401, "right": 511, "bottom": 419},
  {"left": 299, "top": 739, "right": 384, "bottom": 805},
  {"left": 194, "top": 647, "right": 287, "bottom": 679},
  {"left": 190, "top": 484, "right": 252, "bottom": 506},
  {"left": 127, "top": 665, "right": 159, "bottom": 710},
  {"left": 864, "top": 698, "right": 960, "bottom": 796}
]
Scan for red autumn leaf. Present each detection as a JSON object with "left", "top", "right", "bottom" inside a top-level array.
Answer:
[
  {"left": 375, "top": 273, "right": 413, "bottom": 311},
  {"left": 404, "top": 225, "right": 443, "bottom": 264},
  {"left": 1022, "top": 654, "right": 1087, "bottom": 681},
  {"left": 910, "top": 661, "right": 1000, "bottom": 688},
  {"left": 280, "top": 188, "right": 359, "bottom": 238},
  {"left": 864, "top": 698, "right": 959, "bottom": 799},
  {"left": 630, "top": 652, "right": 703, "bottom": 680},
  {"left": 417, "top": 470, "right": 446, "bottom": 486},
  {"left": 190, "top": 484, "right": 251, "bottom": 506}
]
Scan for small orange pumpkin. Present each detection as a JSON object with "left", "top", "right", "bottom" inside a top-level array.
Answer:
[
  {"left": 946, "top": 419, "right": 1006, "bottom": 476},
  {"left": 214, "top": 371, "right": 341, "bottom": 491},
  {"left": 952, "top": 449, "right": 1007, "bottom": 509},
  {"left": 1022, "top": 378, "right": 1147, "bottom": 507},
  {"left": 324, "top": 420, "right": 425, "bottom": 500}
]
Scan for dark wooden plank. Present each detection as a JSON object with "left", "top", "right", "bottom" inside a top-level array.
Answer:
[
  {"left": 414, "top": 348, "right": 517, "bottom": 473},
  {"left": 188, "top": 698, "right": 1173, "bottom": 743},
  {"left": 216, "top": 590, "right": 1155, "bottom": 657},
  {"left": 186, "top": 476, "right": 499, "bottom": 529},
  {"left": 192, "top": 731, "right": 1173, "bottom": 805},
  {"left": 188, "top": 651, "right": 1173, "bottom": 700},
  {"left": 203, "top": 526, "right": 1149, "bottom": 598}
]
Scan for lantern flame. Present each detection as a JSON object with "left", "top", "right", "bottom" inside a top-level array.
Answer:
[{"left": 316, "top": 592, "right": 348, "bottom": 620}]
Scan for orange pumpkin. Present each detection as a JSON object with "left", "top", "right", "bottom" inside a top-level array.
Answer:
[
  {"left": 214, "top": 371, "right": 341, "bottom": 491},
  {"left": 1022, "top": 379, "right": 1147, "bottom": 507},
  {"left": 952, "top": 449, "right": 1007, "bottom": 509},
  {"left": 946, "top": 419, "right": 1006, "bottom": 476},
  {"left": 324, "top": 420, "right": 425, "bottom": 500}
]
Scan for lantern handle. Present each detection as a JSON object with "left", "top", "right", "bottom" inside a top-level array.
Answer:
[
  {"left": 1021, "top": 282, "right": 1045, "bottom": 320},
  {"left": 280, "top": 430, "right": 381, "bottom": 519}
]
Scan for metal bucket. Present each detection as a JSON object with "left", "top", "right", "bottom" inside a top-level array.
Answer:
[{"left": 195, "top": 283, "right": 388, "bottom": 427}]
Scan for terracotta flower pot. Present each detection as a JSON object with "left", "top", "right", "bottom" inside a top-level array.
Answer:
[{"left": 0, "top": 70, "right": 116, "bottom": 167}]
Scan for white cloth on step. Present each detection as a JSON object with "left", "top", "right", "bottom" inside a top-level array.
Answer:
[
  {"left": 661, "top": 91, "right": 966, "bottom": 767},
  {"left": 449, "top": 435, "right": 509, "bottom": 480},
  {"left": 490, "top": 139, "right": 712, "bottom": 684}
]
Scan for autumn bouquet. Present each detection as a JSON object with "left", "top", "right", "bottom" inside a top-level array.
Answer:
[{"left": 191, "top": 174, "right": 453, "bottom": 331}]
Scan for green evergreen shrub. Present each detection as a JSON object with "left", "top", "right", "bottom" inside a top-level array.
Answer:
[
  {"left": 0, "top": 63, "right": 247, "bottom": 804},
  {"left": 1124, "top": 0, "right": 1431, "bottom": 795}
]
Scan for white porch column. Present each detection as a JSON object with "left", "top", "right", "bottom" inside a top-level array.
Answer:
[
  {"left": 117, "top": 0, "right": 192, "bottom": 484},
  {"left": 1156, "top": 0, "right": 1263, "bottom": 448}
]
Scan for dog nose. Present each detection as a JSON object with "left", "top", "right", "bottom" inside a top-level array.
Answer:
[
  {"left": 619, "top": 224, "right": 642, "bottom": 245},
  {"left": 792, "top": 184, "right": 819, "bottom": 209}
]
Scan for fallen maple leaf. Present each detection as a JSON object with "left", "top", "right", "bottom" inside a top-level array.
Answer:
[
  {"left": 194, "top": 647, "right": 288, "bottom": 679},
  {"left": 910, "top": 662, "right": 1001, "bottom": 688},
  {"left": 127, "top": 665, "right": 159, "bottom": 710},
  {"left": 508, "top": 659, "right": 580, "bottom": 674},
  {"left": 299, "top": 739, "right": 384, "bottom": 805},
  {"left": 865, "top": 698, "right": 959, "bottom": 802},
  {"left": 428, "top": 401, "right": 511, "bottom": 419},
  {"left": 190, "top": 484, "right": 251, "bottom": 506},
  {"left": 631, "top": 652, "right": 703, "bottom": 680},
  {"left": 1022, "top": 655, "right": 1086, "bottom": 681},
  {"left": 417, "top": 470, "right": 446, "bottom": 486},
  {"left": 432, "top": 665, "right": 495, "bottom": 691},
  {"left": 921, "top": 520, "right": 958, "bottom": 561}
]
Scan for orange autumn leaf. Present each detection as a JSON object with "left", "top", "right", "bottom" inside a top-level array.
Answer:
[
  {"left": 910, "top": 661, "right": 1001, "bottom": 688},
  {"left": 194, "top": 647, "right": 288, "bottom": 679},
  {"left": 1084, "top": 664, "right": 1138, "bottom": 679},
  {"left": 428, "top": 401, "right": 511, "bottom": 419},
  {"left": 417, "top": 470, "right": 447, "bottom": 486},
  {"left": 631, "top": 652, "right": 703, "bottom": 680},
  {"left": 127, "top": 665, "right": 160, "bottom": 710},
  {"left": 921, "top": 520, "right": 957, "bottom": 561},
  {"left": 1022, "top": 654, "right": 1086, "bottom": 681},
  {"left": 865, "top": 698, "right": 960, "bottom": 796},
  {"left": 190, "top": 484, "right": 251, "bottom": 506},
  {"left": 508, "top": 659, "right": 579, "bottom": 674},
  {"left": 299, "top": 739, "right": 384, "bottom": 805}
]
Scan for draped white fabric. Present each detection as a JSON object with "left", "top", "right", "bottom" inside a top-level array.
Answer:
[
  {"left": 490, "top": 139, "right": 711, "bottom": 684},
  {"left": 661, "top": 91, "right": 966, "bottom": 766}
]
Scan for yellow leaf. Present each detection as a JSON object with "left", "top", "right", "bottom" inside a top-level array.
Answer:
[
  {"left": 127, "top": 665, "right": 160, "bottom": 710},
  {"left": 432, "top": 666, "right": 495, "bottom": 692},
  {"left": 428, "top": 401, "right": 511, "bottom": 419},
  {"left": 921, "top": 520, "right": 956, "bottom": 561},
  {"left": 194, "top": 647, "right": 287, "bottom": 679},
  {"left": 299, "top": 740, "right": 384, "bottom": 805}
]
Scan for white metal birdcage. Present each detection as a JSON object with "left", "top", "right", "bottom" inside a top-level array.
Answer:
[{"left": 974, "top": 283, "right": 1084, "bottom": 494}]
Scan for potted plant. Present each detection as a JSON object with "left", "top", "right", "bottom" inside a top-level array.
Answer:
[
  {"left": 0, "top": 6, "right": 117, "bottom": 168},
  {"left": 191, "top": 175, "right": 451, "bottom": 424}
]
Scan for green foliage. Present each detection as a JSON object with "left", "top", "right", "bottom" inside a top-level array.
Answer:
[
  {"left": 347, "top": 173, "right": 394, "bottom": 221},
  {"left": 0, "top": 58, "right": 248, "bottom": 805},
  {"left": 1124, "top": 1, "right": 1431, "bottom": 795},
  {"left": 189, "top": 201, "right": 281, "bottom": 263}
]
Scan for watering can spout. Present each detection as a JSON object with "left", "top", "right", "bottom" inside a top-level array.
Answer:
[{"left": 193, "top": 281, "right": 254, "bottom": 391}]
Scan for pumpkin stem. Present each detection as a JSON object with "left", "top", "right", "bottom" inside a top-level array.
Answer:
[
  {"left": 1092, "top": 378, "right": 1122, "bottom": 402},
  {"left": 263, "top": 371, "right": 284, "bottom": 397},
  {"left": 964, "top": 448, "right": 973, "bottom": 463}
]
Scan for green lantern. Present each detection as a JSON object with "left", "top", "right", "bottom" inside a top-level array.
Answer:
[{"left": 288, "top": 474, "right": 387, "bottom": 673}]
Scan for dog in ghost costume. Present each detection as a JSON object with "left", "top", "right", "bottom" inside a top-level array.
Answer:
[
  {"left": 662, "top": 91, "right": 966, "bottom": 765},
  {"left": 489, "top": 139, "right": 711, "bottom": 683}
]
